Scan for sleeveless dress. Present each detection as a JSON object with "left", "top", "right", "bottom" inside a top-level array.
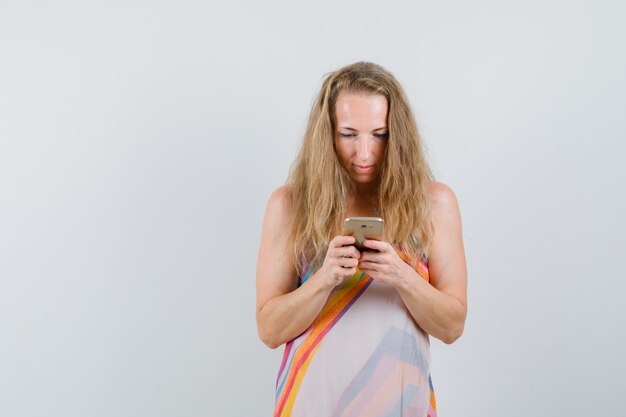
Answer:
[{"left": 273, "top": 253, "right": 437, "bottom": 417}]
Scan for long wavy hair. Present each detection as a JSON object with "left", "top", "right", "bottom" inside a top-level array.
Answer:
[{"left": 287, "top": 61, "right": 434, "bottom": 275}]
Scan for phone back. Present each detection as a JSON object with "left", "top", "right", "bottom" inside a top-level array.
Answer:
[{"left": 343, "top": 217, "right": 384, "bottom": 250}]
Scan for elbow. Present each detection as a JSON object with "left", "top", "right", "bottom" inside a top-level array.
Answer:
[
  {"left": 442, "top": 301, "right": 467, "bottom": 344},
  {"left": 256, "top": 312, "right": 283, "bottom": 349},
  {"left": 258, "top": 329, "right": 282, "bottom": 350},
  {"left": 441, "top": 322, "right": 465, "bottom": 345},
  {"left": 441, "top": 331, "right": 462, "bottom": 345}
]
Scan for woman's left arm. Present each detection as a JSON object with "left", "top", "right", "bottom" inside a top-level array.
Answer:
[{"left": 359, "top": 182, "right": 468, "bottom": 344}]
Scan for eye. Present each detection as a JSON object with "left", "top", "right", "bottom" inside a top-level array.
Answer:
[
  {"left": 339, "top": 133, "right": 355, "bottom": 138},
  {"left": 374, "top": 133, "right": 389, "bottom": 139}
]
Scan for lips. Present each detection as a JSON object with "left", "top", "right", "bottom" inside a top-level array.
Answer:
[{"left": 353, "top": 164, "right": 375, "bottom": 174}]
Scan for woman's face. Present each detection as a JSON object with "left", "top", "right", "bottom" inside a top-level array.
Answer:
[{"left": 334, "top": 91, "right": 388, "bottom": 186}]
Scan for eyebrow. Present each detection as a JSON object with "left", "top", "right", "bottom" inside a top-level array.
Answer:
[{"left": 339, "top": 126, "right": 388, "bottom": 131}]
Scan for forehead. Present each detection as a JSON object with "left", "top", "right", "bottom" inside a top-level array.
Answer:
[{"left": 334, "top": 92, "right": 388, "bottom": 127}]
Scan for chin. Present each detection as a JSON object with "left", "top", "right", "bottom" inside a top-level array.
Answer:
[{"left": 350, "top": 175, "right": 377, "bottom": 184}]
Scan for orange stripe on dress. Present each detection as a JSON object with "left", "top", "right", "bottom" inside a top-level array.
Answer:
[
  {"left": 274, "top": 271, "right": 372, "bottom": 417},
  {"left": 398, "top": 251, "right": 430, "bottom": 282}
]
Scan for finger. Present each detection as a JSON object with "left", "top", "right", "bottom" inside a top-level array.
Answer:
[
  {"left": 340, "top": 257, "right": 359, "bottom": 268},
  {"left": 360, "top": 251, "right": 384, "bottom": 263},
  {"left": 358, "top": 261, "right": 379, "bottom": 271},
  {"left": 332, "top": 235, "right": 356, "bottom": 248},
  {"left": 363, "top": 239, "right": 389, "bottom": 252},
  {"left": 343, "top": 267, "right": 357, "bottom": 277},
  {"left": 333, "top": 245, "right": 360, "bottom": 259}
]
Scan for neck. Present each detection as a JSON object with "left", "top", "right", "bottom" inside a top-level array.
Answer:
[
  {"left": 354, "top": 181, "right": 380, "bottom": 198},
  {"left": 351, "top": 181, "right": 380, "bottom": 204}
]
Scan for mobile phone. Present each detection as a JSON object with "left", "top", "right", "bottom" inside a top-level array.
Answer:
[{"left": 343, "top": 217, "right": 384, "bottom": 251}]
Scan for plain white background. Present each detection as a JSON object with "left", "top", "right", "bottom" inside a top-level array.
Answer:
[{"left": 1, "top": 1, "right": 625, "bottom": 416}]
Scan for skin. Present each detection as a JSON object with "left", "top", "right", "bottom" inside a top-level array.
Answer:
[
  {"left": 256, "top": 92, "right": 467, "bottom": 348},
  {"left": 333, "top": 91, "right": 389, "bottom": 199}
]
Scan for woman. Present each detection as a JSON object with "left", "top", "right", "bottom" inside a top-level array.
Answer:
[{"left": 256, "top": 62, "right": 467, "bottom": 417}]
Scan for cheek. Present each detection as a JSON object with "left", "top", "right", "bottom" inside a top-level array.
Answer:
[
  {"left": 334, "top": 142, "right": 352, "bottom": 164},
  {"left": 373, "top": 142, "right": 387, "bottom": 160}
]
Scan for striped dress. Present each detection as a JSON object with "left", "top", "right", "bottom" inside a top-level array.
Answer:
[{"left": 273, "top": 253, "right": 437, "bottom": 417}]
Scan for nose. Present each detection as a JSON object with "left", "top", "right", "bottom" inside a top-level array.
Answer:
[{"left": 357, "top": 136, "right": 370, "bottom": 160}]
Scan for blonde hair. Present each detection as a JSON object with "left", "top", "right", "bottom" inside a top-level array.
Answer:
[{"left": 287, "top": 61, "right": 434, "bottom": 275}]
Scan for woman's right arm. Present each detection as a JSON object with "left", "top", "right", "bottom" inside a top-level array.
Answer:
[{"left": 255, "top": 186, "right": 359, "bottom": 349}]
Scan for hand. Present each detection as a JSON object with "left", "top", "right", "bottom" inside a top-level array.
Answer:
[
  {"left": 316, "top": 236, "right": 361, "bottom": 288},
  {"left": 358, "top": 239, "right": 416, "bottom": 288}
]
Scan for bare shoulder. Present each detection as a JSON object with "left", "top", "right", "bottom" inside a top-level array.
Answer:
[
  {"left": 261, "top": 185, "right": 295, "bottom": 252},
  {"left": 265, "top": 185, "right": 293, "bottom": 221},
  {"left": 257, "top": 184, "right": 298, "bottom": 310},
  {"left": 426, "top": 180, "right": 460, "bottom": 216},
  {"left": 424, "top": 181, "right": 467, "bottom": 313}
]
